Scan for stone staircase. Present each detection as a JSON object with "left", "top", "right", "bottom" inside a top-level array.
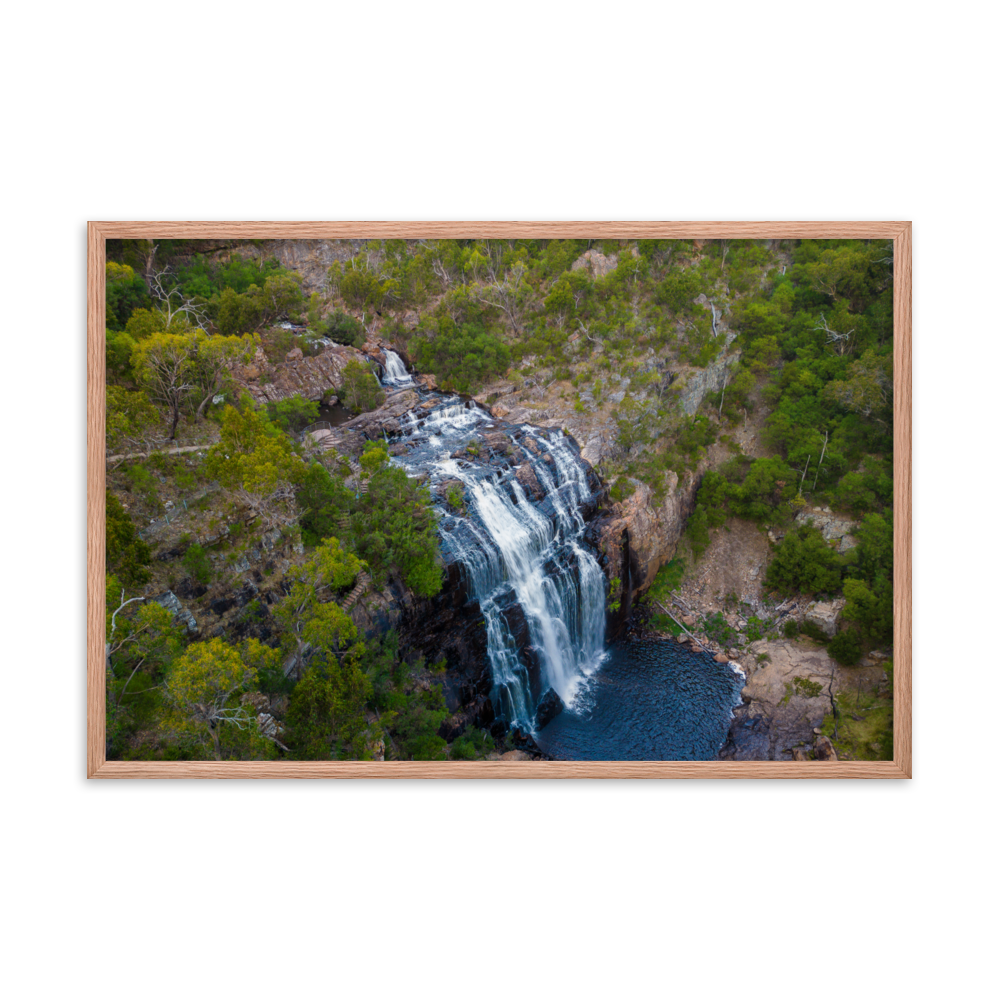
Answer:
[{"left": 340, "top": 571, "right": 371, "bottom": 612}]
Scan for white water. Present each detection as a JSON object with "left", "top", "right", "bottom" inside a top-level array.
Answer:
[
  {"left": 382, "top": 349, "right": 415, "bottom": 387},
  {"left": 391, "top": 397, "right": 607, "bottom": 729}
]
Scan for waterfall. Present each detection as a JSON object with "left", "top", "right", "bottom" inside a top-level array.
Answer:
[
  {"left": 382, "top": 349, "right": 415, "bottom": 387},
  {"left": 389, "top": 396, "right": 607, "bottom": 730}
]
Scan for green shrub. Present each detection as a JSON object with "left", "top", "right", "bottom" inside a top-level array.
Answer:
[
  {"left": 782, "top": 619, "right": 800, "bottom": 639},
  {"left": 106, "top": 491, "right": 152, "bottom": 585},
  {"left": 793, "top": 676, "right": 825, "bottom": 698},
  {"left": 391, "top": 686, "right": 448, "bottom": 760},
  {"left": 339, "top": 360, "right": 385, "bottom": 413},
  {"left": 800, "top": 620, "right": 829, "bottom": 643},
  {"left": 181, "top": 543, "right": 213, "bottom": 585},
  {"left": 450, "top": 727, "right": 493, "bottom": 760},
  {"left": 764, "top": 524, "right": 843, "bottom": 596},
  {"left": 828, "top": 630, "right": 862, "bottom": 665},
  {"left": 266, "top": 394, "right": 320, "bottom": 434},
  {"left": 411, "top": 318, "right": 511, "bottom": 393}
]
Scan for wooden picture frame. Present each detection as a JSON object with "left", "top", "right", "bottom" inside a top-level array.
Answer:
[{"left": 88, "top": 221, "right": 911, "bottom": 778}]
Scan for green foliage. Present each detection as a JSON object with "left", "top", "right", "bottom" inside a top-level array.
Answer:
[
  {"left": 800, "top": 621, "right": 829, "bottom": 643},
  {"left": 609, "top": 478, "right": 635, "bottom": 503},
  {"left": 339, "top": 267, "right": 399, "bottom": 312},
  {"left": 390, "top": 685, "right": 448, "bottom": 760},
  {"left": 265, "top": 394, "right": 320, "bottom": 434},
  {"left": 106, "top": 491, "right": 151, "bottom": 585},
  {"left": 607, "top": 576, "right": 622, "bottom": 613},
  {"left": 842, "top": 577, "right": 893, "bottom": 646},
  {"left": 764, "top": 524, "right": 843, "bottom": 596},
  {"left": 105, "top": 262, "right": 151, "bottom": 331},
  {"left": 319, "top": 309, "right": 365, "bottom": 348},
  {"left": 793, "top": 676, "right": 825, "bottom": 698},
  {"left": 296, "top": 462, "right": 354, "bottom": 547},
  {"left": 347, "top": 455, "right": 442, "bottom": 597},
  {"left": 285, "top": 646, "right": 374, "bottom": 760},
  {"left": 782, "top": 619, "right": 800, "bottom": 639},
  {"left": 106, "top": 329, "right": 138, "bottom": 380},
  {"left": 163, "top": 638, "right": 257, "bottom": 760},
  {"left": 339, "top": 359, "right": 385, "bottom": 413},
  {"left": 412, "top": 317, "right": 511, "bottom": 393},
  {"left": 204, "top": 403, "right": 305, "bottom": 526},
  {"left": 216, "top": 286, "right": 264, "bottom": 335},
  {"left": 848, "top": 512, "right": 893, "bottom": 586},
  {"left": 450, "top": 727, "right": 493, "bottom": 760},
  {"left": 446, "top": 484, "right": 465, "bottom": 510},
  {"left": 106, "top": 386, "right": 160, "bottom": 454},
  {"left": 655, "top": 269, "right": 703, "bottom": 313},
  {"left": 181, "top": 543, "right": 213, "bottom": 585},
  {"left": 828, "top": 630, "right": 862, "bottom": 665},
  {"left": 702, "top": 612, "right": 740, "bottom": 648}
]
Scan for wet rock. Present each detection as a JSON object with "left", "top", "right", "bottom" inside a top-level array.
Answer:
[
  {"left": 515, "top": 462, "right": 545, "bottom": 500},
  {"left": 534, "top": 688, "right": 565, "bottom": 730}
]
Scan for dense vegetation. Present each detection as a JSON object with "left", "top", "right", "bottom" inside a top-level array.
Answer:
[
  {"left": 103, "top": 240, "right": 468, "bottom": 763},
  {"left": 104, "top": 235, "right": 896, "bottom": 761}
]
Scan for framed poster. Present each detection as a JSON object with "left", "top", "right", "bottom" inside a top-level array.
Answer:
[{"left": 87, "top": 222, "right": 912, "bottom": 778}]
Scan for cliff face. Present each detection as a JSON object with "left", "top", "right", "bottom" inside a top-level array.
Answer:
[
  {"left": 588, "top": 474, "right": 696, "bottom": 628},
  {"left": 234, "top": 343, "right": 370, "bottom": 405}
]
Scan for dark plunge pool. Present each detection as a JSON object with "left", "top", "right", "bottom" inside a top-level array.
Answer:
[
  {"left": 533, "top": 640, "right": 745, "bottom": 761},
  {"left": 318, "top": 400, "right": 354, "bottom": 427}
]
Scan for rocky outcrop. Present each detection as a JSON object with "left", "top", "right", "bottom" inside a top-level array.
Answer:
[
  {"left": 719, "top": 638, "right": 885, "bottom": 761},
  {"left": 534, "top": 688, "right": 565, "bottom": 730},
  {"left": 794, "top": 506, "right": 858, "bottom": 553},
  {"left": 152, "top": 590, "right": 200, "bottom": 635},
  {"left": 318, "top": 390, "right": 421, "bottom": 453},
  {"left": 676, "top": 351, "right": 742, "bottom": 416},
  {"left": 803, "top": 598, "right": 846, "bottom": 638},
  {"left": 237, "top": 344, "right": 370, "bottom": 405},
  {"left": 571, "top": 248, "right": 620, "bottom": 278},
  {"left": 591, "top": 473, "right": 695, "bottom": 614}
]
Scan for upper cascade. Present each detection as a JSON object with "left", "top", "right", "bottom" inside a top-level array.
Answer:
[{"left": 382, "top": 349, "right": 415, "bottom": 387}]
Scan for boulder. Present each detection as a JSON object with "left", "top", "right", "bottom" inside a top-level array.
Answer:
[
  {"left": 804, "top": 599, "right": 846, "bottom": 638},
  {"left": 285, "top": 346, "right": 304, "bottom": 361},
  {"left": 515, "top": 462, "right": 545, "bottom": 500},
  {"left": 717, "top": 638, "right": 883, "bottom": 761},
  {"left": 714, "top": 652, "right": 729, "bottom": 663},
  {"left": 240, "top": 691, "right": 269, "bottom": 713},
  {"left": 795, "top": 507, "right": 859, "bottom": 553},
  {"left": 534, "top": 688, "right": 565, "bottom": 730},
  {"left": 791, "top": 747, "right": 809, "bottom": 761},
  {"left": 499, "top": 750, "right": 532, "bottom": 761},
  {"left": 814, "top": 735, "right": 838, "bottom": 761},
  {"left": 151, "top": 590, "right": 199, "bottom": 635}
]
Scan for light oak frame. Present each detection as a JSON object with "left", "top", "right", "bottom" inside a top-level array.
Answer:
[{"left": 88, "top": 222, "right": 912, "bottom": 779}]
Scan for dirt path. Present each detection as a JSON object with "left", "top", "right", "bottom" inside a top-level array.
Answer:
[{"left": 107, "top": 444, "right": 210, "bottom": 463}]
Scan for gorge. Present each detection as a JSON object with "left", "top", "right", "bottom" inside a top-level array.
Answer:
[{"left": 366, "top": 352, "right": 744, "bottom": 759}]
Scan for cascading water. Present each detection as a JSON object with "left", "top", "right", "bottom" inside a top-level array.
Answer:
[
  {"left": 390, "top": 396, "right": 606, "bottom": 730},
  {"left": 382, "top": 349, "right": 415, "bottom": 387},
  {"left": 367, "top": 359, "right": 743, "bottom": 758}
]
